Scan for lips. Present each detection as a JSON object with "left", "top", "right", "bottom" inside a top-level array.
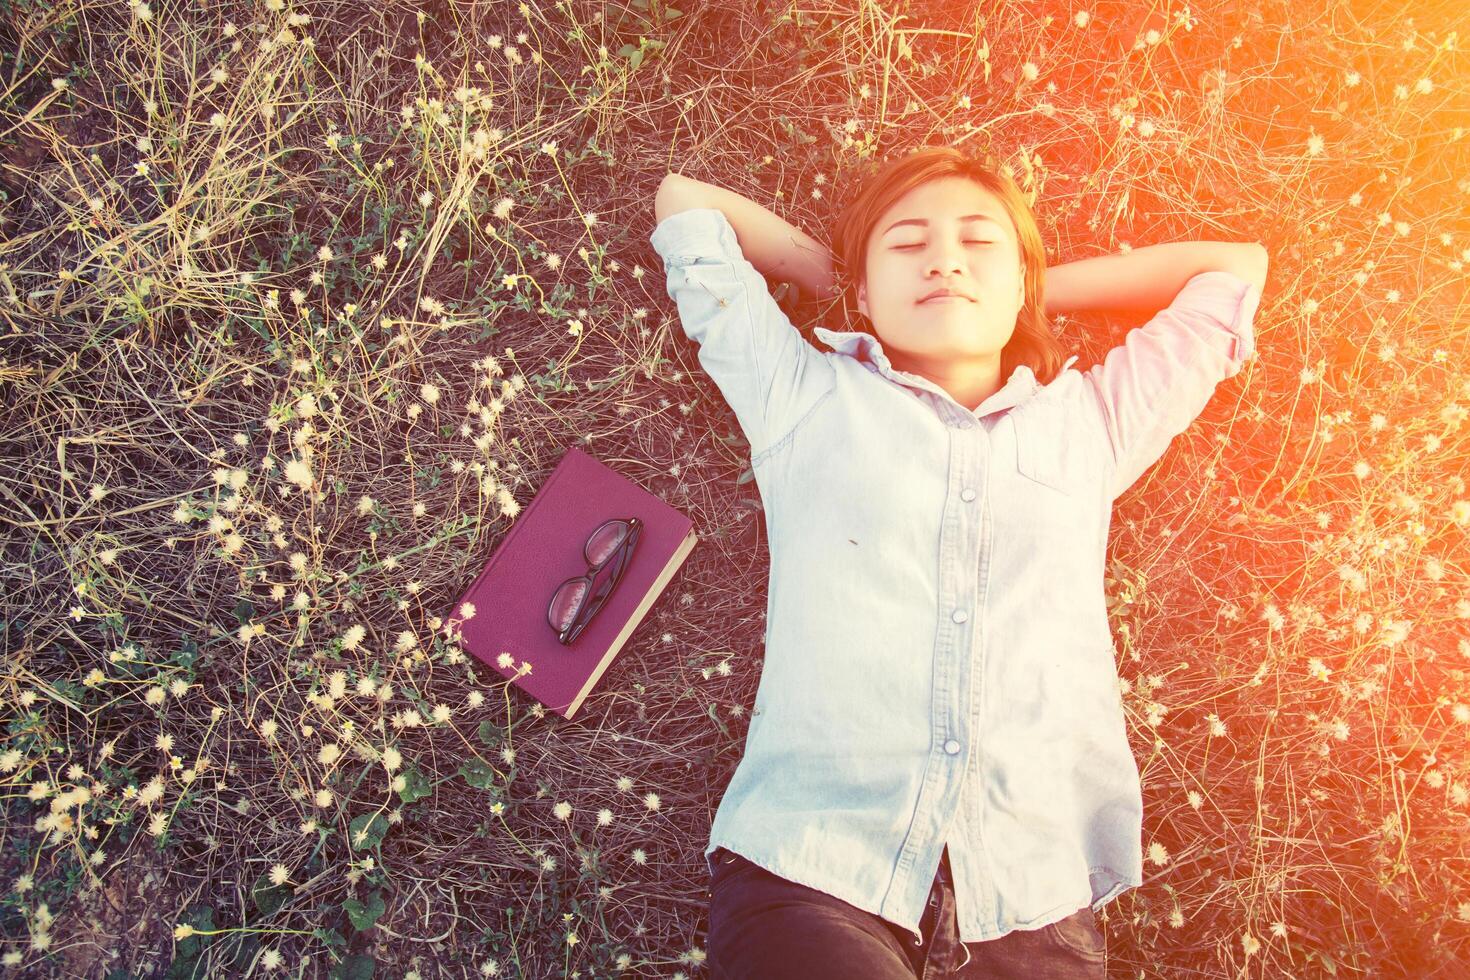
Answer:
[{"left": 919, "top": 289, "right": 973, "bottom": 304}]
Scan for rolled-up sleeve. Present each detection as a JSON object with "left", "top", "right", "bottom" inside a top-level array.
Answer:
[
  {"left": 1082, "top": 270, "right": 1262, "bottom": 502},
  {"left": 650, "top": 208, "right": 835, "bottom": 459}
]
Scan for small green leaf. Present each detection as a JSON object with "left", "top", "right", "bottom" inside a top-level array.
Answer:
[
  {"left": 173, "top": 638, "right": 198, "bottom": 669},
  {"left": 251, "top": 876, "right": 290, "bottom": 915},
  {"left": 397, "top": 767, "right": 432, "bottom": 804},
  {"left": 459, "top": 758, "right": 496, "bottom": 789},
  {"left": 314, "top": 926, "right": 346, "bottom": 950},
  {"left": 330, "top": 953, "right": 376, "bottom": 980},
  {"left": 347, "top": 812, "right": 388, "bottom": 851},
  {"left": 343, "top": 890, "right": 386, "bottom": 932},
  {"left": 166, "top": 905, "right": 217, "bottom": 978}
]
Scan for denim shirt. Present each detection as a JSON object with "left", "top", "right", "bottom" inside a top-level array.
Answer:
[{"left": 650, "top": 208, "right": 1261, "bottom": 944}]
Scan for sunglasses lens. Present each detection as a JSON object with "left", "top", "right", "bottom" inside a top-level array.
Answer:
[
  {"left": 556, "top": 520, "right": 639, "bottom": 643},
  {"left": 589, "top": 546, "right": 629, "bottom": 605},
  {"left": 549, "top": 578, "right": 590, "bottom": 632},
  {"left": 585, "top": 520, "right": 629, "bottom": 566}
]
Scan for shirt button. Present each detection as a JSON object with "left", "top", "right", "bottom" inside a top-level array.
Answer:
[
  {"left": 961, "top": 488, "right": 976, "bottom": 501},
  {"left": 952, "top": 609, "right": 968, "bottom": 623},
  {"left": 944, "top": 739, "right": 961, "bottom": 755}
]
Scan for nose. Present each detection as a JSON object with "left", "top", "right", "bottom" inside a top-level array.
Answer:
[{"left": 924, "top": 243, "right": 968, "bottom": 281}]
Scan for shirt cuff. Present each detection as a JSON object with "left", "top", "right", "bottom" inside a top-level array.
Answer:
[
  {"left": 650, "top": 208, "right": 740, "bottom": 268},
  {"left": 1181, "top": 269, "right": 1261, "bottom": 365}
]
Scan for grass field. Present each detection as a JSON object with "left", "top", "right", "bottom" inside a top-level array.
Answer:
[{"left": 1, "top": 0, "right": 1468, "bottom": 977}]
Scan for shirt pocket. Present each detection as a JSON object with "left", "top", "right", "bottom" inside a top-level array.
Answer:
[
  {"left": 1013, "top": 400, "right": 1089, "bottom": 495},
  {"left": 709, "top": 848, "right": 763, "bottom": 891}
]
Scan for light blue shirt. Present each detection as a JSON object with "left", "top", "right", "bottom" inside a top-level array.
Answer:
[{"left": 650, "top": 207, "right": 1261, "bottom": 944}]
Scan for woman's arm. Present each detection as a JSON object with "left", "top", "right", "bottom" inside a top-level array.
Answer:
[
  {"left": 655, "top": 172, "right": 839, "bottom": 300},
  {"left": 1043, "top": 241, "right": 1268, "bottom": 317}
]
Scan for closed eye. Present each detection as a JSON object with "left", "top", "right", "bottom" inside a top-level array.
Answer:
[{"left": 894, "top": 242, "right": 992, "bottom": 250}]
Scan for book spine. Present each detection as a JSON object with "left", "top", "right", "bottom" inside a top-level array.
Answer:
[{"left": 563, "top": 525, "right": 698, "bottom": 720}]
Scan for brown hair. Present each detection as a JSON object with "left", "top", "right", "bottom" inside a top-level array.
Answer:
[{"left": 830, "top": 145, "right": 1068, "bottom": 386}]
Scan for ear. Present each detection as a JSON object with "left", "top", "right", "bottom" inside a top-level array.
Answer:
[{"left": 857, "top": 280, "right": 868, "bottom": 319}]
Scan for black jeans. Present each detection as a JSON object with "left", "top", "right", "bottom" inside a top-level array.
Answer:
[{"left": 707, "top": 845, "right": 1107, "bottom": 979}]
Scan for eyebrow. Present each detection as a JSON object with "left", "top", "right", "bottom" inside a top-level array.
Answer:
[{"left": 882, "top": 214, "right": 1005, "bottom": 237}]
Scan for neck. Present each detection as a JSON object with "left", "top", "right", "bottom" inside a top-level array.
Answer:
[{"left": 885, "top": 349, "right": 1005, "bottom": 412}]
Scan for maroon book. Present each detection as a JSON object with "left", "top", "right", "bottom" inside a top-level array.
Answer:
[{"left": 448, "top": 446, "right": 698, "bottom": 720}]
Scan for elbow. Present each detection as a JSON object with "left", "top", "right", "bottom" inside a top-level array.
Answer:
[
  {"left": 654, "top": 177, "right": 676, "bottom": 222},
  {"left": 654, "top": 173, "right": 710, "bottom": 223},
  {"left": 1228, "top": 242, "right": 1269, "bottom": 294},
  {"left": 654, "top": 172, "right": 684, "bottom": 221},
  {"left": 1247, "top": 242, "right": 1269, "bottom": 289}
]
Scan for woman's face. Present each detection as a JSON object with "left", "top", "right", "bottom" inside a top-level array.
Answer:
[{"left": 857, "top": 177, "right": 1026, "bottom": 369}]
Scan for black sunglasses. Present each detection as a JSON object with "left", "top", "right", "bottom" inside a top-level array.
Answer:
[{"left": 548, "top": 517, "right": 643, "bottom": 646}]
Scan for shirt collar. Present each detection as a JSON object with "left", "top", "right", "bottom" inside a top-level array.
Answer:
[{"left": 812, "top": 326, "right": 1078, "bottom": 420}]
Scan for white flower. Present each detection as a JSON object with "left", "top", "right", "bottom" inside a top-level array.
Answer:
[
  {"left": 284, "top": 458, "right": 313, "bottom": 490},
  {"left": 137, "top": 775, "right": 165, "bottom": 806}
]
